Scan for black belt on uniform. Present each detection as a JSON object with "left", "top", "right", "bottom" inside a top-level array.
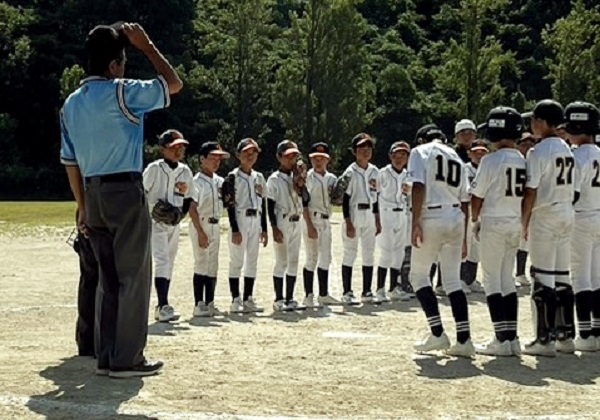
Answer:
[
  {"left": 287, "top": 215, "right": 300, "bottom": 222},
  {"left": 245, "top": 209, "right": 258, "bottom": 217},
  {"left": 84, "top": 171, "right": 142, "bottom": 185},
  {"left": 207, "top": 217, "right": 219, "bottom": 224},
  {"left": 391, "top": 208, "right": 403, "bottom": 212},
  {"left": 313, "top": 212, "right": 329, "bottom": 220},
  {"left": 427, "top": 203, "right": 460, "bottom": 210},
  {"left": 357, "top": 203, "right": 370, "bottom": 210}
]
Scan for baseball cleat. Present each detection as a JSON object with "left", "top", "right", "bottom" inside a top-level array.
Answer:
[
  {"left": 230, "top": 297, "right": 245, "bottom": 314},
  {"left": 388, "top": 286, "right": 410, "bottom": 302},
  {"left": 243, "top": 296, "right": 264, "bottom": 313},
  {"left": 273, "top": 299, "right": 289, "bottom": 312},
  {"left": 401, "top": 282, "right": 416, "bottom": 298},
  {"left": 341, "top": 292, "right": 360, "bottom": 306},
  {"left": 373, "top": 288, "right": 390, "bottom": 303},
  {"left": 460, "top": 281, "right": 472, "bottom": 295},
  {"left": 286, "top": 300, "right": 307, "bottom": 311},
  {"left": 596, "top": 337, "right": 600, "bottom": 351},
  {"left": 361, "top": 291, "right": 375, "bottom": 304},
  {"left": 193, "top": 302, "right": 210, "bottom": 318},
  {"left": 155, "top": 305, "right": 179, "bottom": 322},
  {"left": 318, "top": 295, "right": 341, "bottom": 306},
  {"left": 207, "top": 302, "right": 224, "bottom": 316},
  {"left": 303, "top": 294, "right": 320, "bottom": 308},
  {"left": 467, "top": 281, "right": 485, "bottom": 293},
  {"left": 556, "top": 339, "right": 576, "bottom": 354},
  {"left": 446, "top": 339, "right": 476, "bottom": 358},
  {"left": 435, "top": 285, "right": 446, "bottom": 296},
  {"left": 522, "top": 340, "right": 556, "bottom": 357},
  {"left": 475, "top": 337, "right": 512, "bottom": 356},
  {"left": 414, "top": 332, "right": 451, "bottom": 353},
  {"left": 510, "top": 338, "right": 522, "bottom": 356},
  {"left": 515, "top": 275, "right": 530, "bottom": 288},
  {"left": 574, "top": 336, "right": 597, "bottom": 352}
]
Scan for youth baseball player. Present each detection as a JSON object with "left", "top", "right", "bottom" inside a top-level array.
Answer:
[
  {"left": 376, "top": 141, "right": 411, "bottom": 302},
  {"left": 454, "top": 119, "right": 477, "bottom": 163},
  {"left": 470, "top": 107, "right": 526, "bottom": 356},
  {"left": 223, "top": 138, "right": 268, "bottom": 314},
  {"left": 189, "top": 142, "right": 230, "bottom": 317},
  {"left": 143, "top": 129, "right": 196, "bottom": 322},
  {"left": 336, "top": 133, "right": 382, "bottom": 305},
  {"left": 301, "top": 143, "right": 341, "bottom": 307},
  {"left": 522, "top": 99, "right": 575, "bottom": 357},
  {"left": 566, "top": 101, "right": 600, "bottom": 351},
  {"left": 408, "top": 124, "right": 474, "bottom": 357},
  {"left": 268, "top": 140, "right": 305, "bottom": 311},
  {"left": 515, "top": 132, "right": 536, "bottom": 287}
]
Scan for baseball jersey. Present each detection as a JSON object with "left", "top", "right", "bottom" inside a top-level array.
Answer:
[
  {"left": 229, "top": 168, "right": 267, "bottom": 212},
  {"left": 143, "top": 160, "right": 195, "bottom": 209},
  {"left": 267, "top": 171, "right": 303, "bottom": 217},
  {"left": 573, "top": 144, "right": 600, "bottom": 212},
  {"left": 306, "top": 169, "right": 337, "bottom": 216},
  {"left": 192, "top": 172, "right": 224, "bottom": 219},
  {"left": 407, "top": 141, "right": 469, "bottom": 209},
  {"left": 526, "top": 137, "right": 575, "bottom": 211},
  {"left": 341, "top": 162, "right": 379, "bottom": 206},
  {"left": 470, "top": 148, "right": 526, "bottom": 218},
  {"left": 378, "top": 165, "right": 410, "bottom": 209},
  {"left": 464, "top": 162, "right": 478, "bottom": 184}
]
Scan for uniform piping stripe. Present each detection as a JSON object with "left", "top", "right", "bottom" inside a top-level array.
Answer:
[
  {"left": 158, "top": 75, "right": 170, "bottom": 108},
  {"left": 117, "top": 81, "right": 140, "bottom": 125}
]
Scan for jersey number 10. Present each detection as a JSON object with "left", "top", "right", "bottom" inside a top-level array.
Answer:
[
  {"left": 435, "top": 155, "right": 461, "bottom": 187},
  {"left": 505, "top": 168, "right": 526, "bottom": 197}
]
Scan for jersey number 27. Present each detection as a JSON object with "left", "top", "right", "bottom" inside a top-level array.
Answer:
[{"left": 435, "top": 155, "right": 461, "bottom": 187}]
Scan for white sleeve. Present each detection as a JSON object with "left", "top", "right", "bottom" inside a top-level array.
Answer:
[
  {"left": 184, "top": 169, "right": 196, "bottom": 199},
  {"left": 469, "top": 159, "right": 490, "bottom": 199},
  {"left": 343, "top": 167, "right": 354, "bottom": 195},
  {"left": 573, "top": 154, "right": 583, "bottom": 194},
  {"left": 407, "top": 150, "right": 425, "bottom": 184},
  {"left": 267, "top": 175, "right": 278, "bottom": 200},
  {"left": 142, "top": 164, "right": 157, "bottom": 193},
  {"left": 526, "top": 148, "right": 542, "bottom": 189}
]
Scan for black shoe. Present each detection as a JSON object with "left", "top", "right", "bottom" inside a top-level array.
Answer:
[
  {"left": 402, "top": 282, "right": 415, "bottom": 297},
  {"left": 109, "top": 359, "right": 164, "bottom": 379}
]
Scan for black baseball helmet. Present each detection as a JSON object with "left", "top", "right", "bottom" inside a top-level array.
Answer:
[
  {"left": 485, "top": 106, "right": 524, "bottom": 142},
  {"left": 414, "top": 124, "right": 447, "bottom": 145},
  {"left": 564, "top": 101, "right": 600, "bottom": 136}
]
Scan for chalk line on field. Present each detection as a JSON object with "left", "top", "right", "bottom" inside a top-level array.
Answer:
[{"left": 0, "top": 304, "right": 77, "bottom": 313}]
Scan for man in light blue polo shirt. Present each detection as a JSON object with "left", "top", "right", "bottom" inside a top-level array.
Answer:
[{"left": 60, "top": 22, "right": 182, "bottom": 378}]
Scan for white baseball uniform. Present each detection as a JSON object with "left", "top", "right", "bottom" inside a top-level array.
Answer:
[
  {"left": 463, "top": 162, "right": 481, "bottom": 264},
  {"left": 341, "top": 162, "right": 379, "bottom": 267},
  {"left": 189, "top": 172, "right": 223, "bottom": 277},
  {"left": 571, "top": 144, "right": 600, "bottom": 294},
  {"left": 470, "top": 149, "right": 526, "bottom": 296},
  {"left": 227, "top": 168, "right": 267, "bottom": 279},
  {"left": 303, "top": 169, "right": 336, "bottom": 271},
  {"left": 143, "top": 160, "right": 195, "bottom": 279},
  {"left": 407, "top": 141, "right": 469, "bottom": 295},
  {"left": 377, "top": 164, "right": 409, "bottom": 270},
  {"left": 268, "top": 170, "right": 303, "bottom": 278},
  {"left": 526, "top": 137, "right": 575, "bottom": 288}
]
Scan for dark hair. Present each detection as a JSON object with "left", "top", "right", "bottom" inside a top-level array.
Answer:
[{"left": 85, "top": 25, "right": 128, "bottom": 76}]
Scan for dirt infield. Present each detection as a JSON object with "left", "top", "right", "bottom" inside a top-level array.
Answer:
[{"left": 1, "top": 214, "right": 600, "bottom": 419}]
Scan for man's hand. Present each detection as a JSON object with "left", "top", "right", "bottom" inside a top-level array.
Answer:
[
  {"left": 346, "top": 221, "right": 356, "bottom": 239},
  {"left": 412, "top": 222, "right": 423, "bottom": 248},
  {"left": 198, "top": 229, "right": 209, "bottom": 249},
  {"left": 77, "top": 208, "right": 89, "bottom": 238},
  {"left": 232, "top": 232, "right": 242, "bottom": 245},
  {"left": 472, "top": 220, "right": 481, "bottom": 242},
  {"left": 273, "top": 227, "right": 284, "bottom": 243},
  {"left": 307, "top": 223, "right": 318, "bottom": 240},
  {"left": 260, "top": 231, "right": 268, "bottom": 247},
  {"left": 462, "top": 239, "right": 468, "bottom": 259},
  {"left": 121, "top": 23, "right": 153, "bottom": 52}
]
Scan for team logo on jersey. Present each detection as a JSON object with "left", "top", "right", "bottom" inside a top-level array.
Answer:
[
  {"left": 369, "top": 178, "right": 378, "bottom": 192},
  {"left": 175, "top": 182, "right": 188, "bottom": 196}
]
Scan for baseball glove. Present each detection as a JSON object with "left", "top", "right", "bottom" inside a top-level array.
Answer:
[
  {"left": 221, "top": 173, "right": 236, "bottom": 209},
  {"left": 292, "top": 159, "right": 308, "bottom": 195},
  {"left": 331, "top": 172, "right": 352, "bottom": 205},
  {"left": 151, "top": 199, "right": 184, "bottom": 225}
]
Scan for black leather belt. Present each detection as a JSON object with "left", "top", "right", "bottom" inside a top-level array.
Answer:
[
  {"left": 245, "top": 209, "right": 258, "bottom": 217},
  {"left": 391, "top": 208, "right": 403, "bottom": 212},
  {"left": 313, "top": 212, "right": 329, "bottom": 220},
  {"left": 84, "top": 171, "right": 142, "bottom": 185},
  {"left": 427, "top": 203, "right": 460, "bottom": 210},
  {"left": 288, "top": 215, "right": 300, "bottom": 222},
  {"left": 357, "top": 203, "right": 370, "bottom": 210},
  {"left": 207, "top": 217, "right": 219, "bottom": 224}
]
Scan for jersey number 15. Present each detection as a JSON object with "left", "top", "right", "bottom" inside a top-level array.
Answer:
[{"left": 505, "top": 167, "right": 526, "bottom": 197}]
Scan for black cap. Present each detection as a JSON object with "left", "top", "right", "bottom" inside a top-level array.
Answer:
[
  {"left": 276, "top": 140, "right": 301, "bottom": 156},
  {"left": 529, "top": 99, "right": 565, "bottom": 127},
  {"left": 199, "top": 142, "right": 230, "bottom": 158},
  {"left": 415, "top": 124, "right": 446, "bottom": 144},
  {"left": 85, "top": 25, "right": 128, "bottom": 62},
  {"left": 236, "top": 138, "right": 261, "bottom": 154},
  {"left": 351, "top": 133, "right": 375, "bottom": 149},
  {"left": 470, "top": 139, "right": 489, "bottom": 152},
  {"left": 517, "top": 132, "right": 536, "bottom": 145},
  {"left": 158, "top": 129, "right": 189, "bottom": 148},
  {"left": 389, "top": 141, "right": 410, "bottom": 154},
  {"left": 309, "top": 142, "right": 330, "bottom": 158},
  {"left": 565, "top": 101, "right": 600, "bottom": 135},
  {"left": 485, "top": 106, "right": 524, "bottom": 142}
]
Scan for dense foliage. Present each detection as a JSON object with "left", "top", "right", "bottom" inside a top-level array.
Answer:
[{"left": 1, "top": 0, "right": 599, "bottom": 198}]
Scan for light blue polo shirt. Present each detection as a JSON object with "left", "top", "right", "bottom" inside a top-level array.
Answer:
[{"left": 60, "top": 76, "right": 170, "bottom": 177}]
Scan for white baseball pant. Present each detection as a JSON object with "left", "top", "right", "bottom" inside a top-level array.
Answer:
[
  {"left": 480, "top": 217, "right": 520, "bottom": 296},
  {"left": 519, "top": 236, "right": 529, "bottom": 252},
  {"left": 410, "top": 206, "right": 464, "bottom": 294},
  {"left": 466, "top": 218, "right": 480, "bottom": 263},
  {"left": 152, "top": 221, "right": 180, "bottom": 279},
  {"left": 189, "top": 218, "right": 221, "bottom": 277},
  {"left": 229, "top": 211, "right": 262, "bottom": 278},
  {"left": 274, "top": 217, "right": 302, "bottom": 277},
  {"left": 342, "top": 219, "right": 376, "bottom": 267},
  {"left": 528, "top": 205, "right": 574, "bottom": 288},
  {"left": 302, "top": 215, "right": 332, "bottom": 271},
  {"left": 377, "top": 208, "right": 408, "bottom": 269},
  {"left": 571, "top": 211, "right": 600, "bottom": 293}
]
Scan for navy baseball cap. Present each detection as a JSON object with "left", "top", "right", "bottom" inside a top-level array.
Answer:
[
  {"left": 199, "top": 142, "right": 230, "bottom": 158},
  {"left": 415, "top": 124, "right": 446, "bottom": 144},
  {"left": 527, "top": 99, "right": 565, "bottom": 127},
  {"left": 470, "top": 139, "right": 489, "bottom": 152},
  {"left": 277, "top": 140, "right": 301, "bottom": 156},
  {"left": 517, "top": 132, "right": 536, "bottom": 145},
  {"left": 352, "top": 133, "right": 375, "bottom": 149},
  {"left": 565, "top": 101, "right": 600, "bottom": 135},
  {"left": 236, "top": 138, "right": 261, "bottom": 153},
  {"left": 158, "top": 129, "right": 189, "bottom": 148},
  {"left": 309, "top": 142, "right": 330, "bottom": 158},
  {"left": 389, "top": 141, "right": 410, "bottom": 154},
  {"left": 485, "top": 106, "right": 524, "bottom": 142}
]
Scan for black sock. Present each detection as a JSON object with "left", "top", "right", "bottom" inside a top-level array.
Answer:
[
  {"left": 303, "top": 268, "right": 314, "bottom": 296},
  {"left": 503, "top": 292, "right": 518, "bottom": 341},
  {"left": 429, "top": 263, "right": 437, "bottom": 286},
  {"left": 593, "top": 289, "right": 600, "bottom": 337},
  {"left": 285, "top": 275, "right": 296, "bottom": 302},
  {"left": 342, "top": 265, "right": 353, "bottom": 294},
  {"left": 460, "top": 262, "right": 468, "bottom": 283},
  {"left": 273, "top": 276, "right": 284, "bottom": 301},
  {"left": 416, "top": 286, "right": 443, "bottom": 336},
  {"left": 390, "top": 268, "right": 400, "bottom": 291},
  {"left": 448, "top": 290, "right": 470, "bottom": 344},
  {"left": 467, "top": 261, "right": 478, "bottom": 284},
  {"left": 243, "top": 277, "right": 255, "bottom": 301},
  {"left": 193, "top": 274, "right": 205, "bottom": 304},
  {"left": 516, "top": 250, "right": 527, "bottom": 277},
  {"left": 155, "top": 277, "right": 169, "bottom": 307},
  {"left": 486, "top": 293, "right": 506, "bottom": 342},
  {"left": 377, "top": 267, "right": 387, "bottom": 290},
  {"left": 362, "top": 266, "right": 373, "bottom": 295},
  {"left": 437, "top": 264, "right": 443, "bottom": 287},
  {"left": 205, "top": 277, "right": 216, "bottom": 304},
  {"left": 401, "top": 247, "right": 411, "bottom": 286},
  {"left": 229, "top": 277, "right": 240, "bottom": 300},
  {"left": 317, "top": 268, "right": 328, "bottom": 297},
  {"left": 575, "top": 291, "right": 593, "bottom": 339}
]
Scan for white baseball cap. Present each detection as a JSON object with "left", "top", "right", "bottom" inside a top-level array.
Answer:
[{"left": 455, "top": 119, "right": 477, "bottom": 134}]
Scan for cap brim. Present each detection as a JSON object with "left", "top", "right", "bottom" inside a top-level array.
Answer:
[
  {"left": 390, "top": 147, "right": 410, "bottom": 154},
  {"left": 209, "top": 150, "right": 230, "bottom": 158},
  {"left": 521, "top": 112, "right": 533, "bottom": 119},
  {"left": 470, "top": 146, "right": 489, "bottom": 152},
  {"left": 165, "top": 139, "right": 189, "bottom": 147},
  {"left": 309, "top": 152, "right": 330, "bottom": 158},
  {"left": 355, "top": 139, "right": 375, "bottom": 147},
  {"left": 241, "top": 144, "right": 261, "bottom": 152},
  {"left": 281, "top": 148, "right": 300, "bottom": 156}
]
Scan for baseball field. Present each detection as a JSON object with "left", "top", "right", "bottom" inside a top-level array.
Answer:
[{"left": 0, "top": 202, "right": 599, "bottom": 419}]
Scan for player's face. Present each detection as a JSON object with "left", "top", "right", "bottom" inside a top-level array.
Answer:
[
  {"left": 278, "top": 152, "right": 299, "bottom": 170},
  {"left": 568, "top": 133, "right": 589, "bottom": 146},
  {"left": 239, "top": 147, "right": 259, "bottom": 167},
  {"left": 518, "top": 142, "right": 533, "bottom": 156},
  {"left": 163, "top": 144, "right": 186, "bottom": 162},
  {"left": 469, "top": 149, "right": 488, "bottom": 165},
  {"left": 390, "top": 150, "right": 408, "bottom": 170},
  {"left": 202, "top": 154, "right": 223, "bottom": 173},
  {"left": 456, "top": 130, "right": 475, "bottom": 147},
  {"left": 354, "top": 145, "right": 373, "bottom": 165},
  {"left": 310, "top": 156, "right": 329, "bottom": 172}
]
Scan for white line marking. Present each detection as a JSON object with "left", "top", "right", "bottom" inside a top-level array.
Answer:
[
  {"left": 322, "top": 331, "right": 382, "bottom": 339},
  {"left": 0, "top": 304, "right": 77, "bottom": 313}
]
